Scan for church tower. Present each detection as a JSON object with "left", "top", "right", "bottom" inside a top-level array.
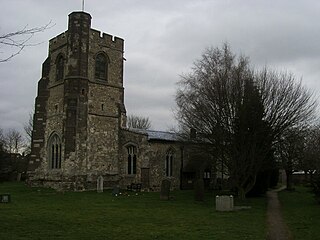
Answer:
[{"left": 28, "top": 12, "right": 126, "bottom": 190}]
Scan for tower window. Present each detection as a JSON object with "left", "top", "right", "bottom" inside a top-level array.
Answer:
[
  {"left": 127, "top": 146, "right": 137, "bottom": 175},
  {"left": 48, "top": 133, "right": 62, "bottom": 169},
  {"left": 56, "top": 55, "right": 64, "bottom": 81},
  {"left": 165, "top": 149, "right": 174, "bottom": 177},
  {"left": 95, "top": 53, "right": 109, "bottom": 80}
]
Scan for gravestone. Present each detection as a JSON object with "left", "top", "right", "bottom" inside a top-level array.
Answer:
[
  {"left": 16, "top": 173, "right": 22, "bottom": 182},
  {"left": 194, "top": 178, "right": 205, "bottom": 201},
  {"left": 160, "top": 179, "right": 171, "bottom": 200},
  {"left": 112, "top": 185, "right": 120, "bottom": 196},
  {"left": 97, "top": 176, "right": 104, "bottom": 193},
  {"left": 216, "top": 195, "right": 234, "bottom": 211},
  {"left": 0, "top": 194, "right": 11, "bottom": 203}
]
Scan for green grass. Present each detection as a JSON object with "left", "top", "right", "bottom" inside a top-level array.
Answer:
[
  {"left": 0, "top": 182, "right": 267, "bottom": 240},
  {"left": 278, "top": 186, "right": 320, "bottom": 240}
]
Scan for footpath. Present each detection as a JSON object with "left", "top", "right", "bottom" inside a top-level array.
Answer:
[{"left": 266, "top": 187, "right": 292, "bottom": 240}]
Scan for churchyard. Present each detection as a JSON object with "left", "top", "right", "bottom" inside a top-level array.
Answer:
[
  {"left": 0, "top": 182, "right": 266, "bottom": 240},
  {"left": 1, "top": 182, "right": 319, "bottom": 239},
  {"left": 278, "top": 186, "right": 320, "bottom": 240}
]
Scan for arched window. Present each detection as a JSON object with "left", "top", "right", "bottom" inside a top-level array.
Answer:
[
  {"left": 165, "top": 149, "right": 174, "bottom": 177},
  {"left": 48, "top": 134, "right": 62, "bottom": 169},
  {"left": 56, "top": 55, "right": 64, "bottom": 81},
  {"left": 95, "top": 53, "right": 109, "bottom": 80},
  {"left": 127, "top": 146, "right": 137, "bottom": 175}
]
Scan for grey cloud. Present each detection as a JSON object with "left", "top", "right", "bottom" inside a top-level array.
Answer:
[{"left": 1, "top": 0, "right": 320, "bottom": 132}]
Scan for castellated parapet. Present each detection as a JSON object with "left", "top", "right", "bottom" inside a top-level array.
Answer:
[
  {"left": 90, "top": 29, "right": 124, "bottom": 51},
  {"left": 49, "top": 20, "right": 124, "bottom": 54},
  {"left": 49, "top": 30, "right": 124, "bottom": 52},
  {"left": 49, "top": 32, "right": 67, "bottom": 52}
]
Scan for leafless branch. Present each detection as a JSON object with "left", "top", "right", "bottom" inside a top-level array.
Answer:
[
  {"left": 127, "top": 115, "right": 152, "bottom": 130},
  {"left": 175, "top": 43, "right": 316, "bottom": 199},
  {"left": 0, "top": 21, "right": 54, "bottom": 62}
]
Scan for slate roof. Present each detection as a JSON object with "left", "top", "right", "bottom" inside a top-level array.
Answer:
[{"left": 129, "top": 128, "right": 180, "bottom": 142}]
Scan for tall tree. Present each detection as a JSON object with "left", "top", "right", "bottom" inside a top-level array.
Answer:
[
  {"left": 230, "top": 79, "right": 271, "bottom": 199},
  {"left": 127, "top": 115, "right": 152, "bottom": 130},
  {"left": 176, "top": 44, "right": 269, "bottom": 199},
  {"left": 175, "top": 44, "right": 316, "bottom": 199}
]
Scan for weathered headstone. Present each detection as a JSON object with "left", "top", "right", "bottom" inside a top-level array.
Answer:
[
  {"left": 160, "top": 179, "right": 171, "bottom": 200},
  {"left": 97, "top": 175, "right": 104, "bottom": 193},
  {"left": 16, "top": 173, "right": 22, "bottom": 182},
  {"left": 0, "top": 194, "right": 11, "bottom": 203},
  {"left": 194, "top": 178, "right": 205, "bottom": 201},
  {"left": 216, "top": 195, "right": 234, "bottom": 211},
  {"left": 112, "top": 185, "right": 120, "bottom": 196}
]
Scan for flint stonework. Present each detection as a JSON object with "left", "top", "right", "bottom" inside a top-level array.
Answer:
[{"left": 27, "top": 11, "right": 213, "bottom": 192}]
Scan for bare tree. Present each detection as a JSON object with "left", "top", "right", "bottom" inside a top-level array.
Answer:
[
  {"left": 0, "top": 22, "right": 53, "bottom": 62},
  {"left": 127, "top": 115, "right": 152, "bottom": 130},
  {"left": 257, "top": 69, "right": 317, "bottom": 141},
  {"left": 4, "top": 129, "right": 24, "bottom": 154},
  {"left": 176, "top": 44, "right": 269, "bottom": 199},
  {"left": 276, "top": 128, "right": 306, "bottom": 190},
  {"left": 298, "top": 124, "right": 320, "bottom": 202},
  {"left": 175, "top": 44, "right": 316, "bottom": 199},
  {"left": 299, "top": 125, "right": 320, "bottom": 180}
]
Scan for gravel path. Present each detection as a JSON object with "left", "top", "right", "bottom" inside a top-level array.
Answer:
[{"left": 266, "top": 188, "right": 292, "bottom": 240}]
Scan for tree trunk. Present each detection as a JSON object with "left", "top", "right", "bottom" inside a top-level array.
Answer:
[
  {"left": 286, "top": 169, "right": 294, "bottom": 190},
  {"left": 194, "top": 178, "right": 205, "bottom": 201},
  {"left": 238, "top": 187, "right": 246, "bottom": 201}
]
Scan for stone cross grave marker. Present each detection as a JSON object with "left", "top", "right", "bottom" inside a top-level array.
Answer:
[{"left": 97, "top": 175, "right": 104, "bottom": 193}]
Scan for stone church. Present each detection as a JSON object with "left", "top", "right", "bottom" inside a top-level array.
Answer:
[{"left": 27, "top": 11, "right": 213, "bottom": 191}]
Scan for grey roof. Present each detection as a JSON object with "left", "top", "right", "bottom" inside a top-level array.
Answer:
[{"left": 129, "top": 128, "right": 179, "bottom": 141}]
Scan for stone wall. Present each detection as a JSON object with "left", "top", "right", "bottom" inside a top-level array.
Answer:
[
  {"left": 87, "top": 115, "right": 119, "bottom": 174},
  {"left": 148, "top": 141, "right": 182, "bottom": 191},
  {"left": 28, "top": 11, "right": 126, "bottom": 191},
  {"left": 119, "top": 130, "right": 183, "bottom": 190},
  {"left": 119, "top": 129, "right": 149, "bottom": 188},
  {"left": 28, "top": 11, "right": 214, "bottom": 192}
]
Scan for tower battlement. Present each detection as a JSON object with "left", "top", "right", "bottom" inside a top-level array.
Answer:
[
  {"left": 49, "top": 32, "right": 68, "bottom": 52},
  {"left": 91, "top": 29, "right": 124, "bottom": 51}
]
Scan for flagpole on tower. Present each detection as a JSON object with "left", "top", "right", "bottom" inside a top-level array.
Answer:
[{"left": 82, "top": 0, "right": 85, "bottom": 12}]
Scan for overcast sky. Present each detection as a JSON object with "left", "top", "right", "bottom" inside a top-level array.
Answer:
[{"left": 1, "top": 0, "right": 320, "bottom": 135}]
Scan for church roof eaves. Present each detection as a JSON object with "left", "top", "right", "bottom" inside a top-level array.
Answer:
[{"left": 128, "top": 128, "right": 180, "bottom": 142}]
